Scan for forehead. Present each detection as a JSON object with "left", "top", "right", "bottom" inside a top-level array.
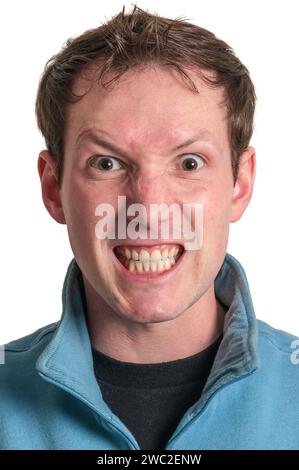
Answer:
[{"left": 65, "top": 65, "right": 228, "bottom": 153}]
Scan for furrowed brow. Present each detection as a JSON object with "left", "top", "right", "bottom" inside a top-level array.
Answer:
[{"left": 76, "top": 129, "right": 217, "bottom": 154}]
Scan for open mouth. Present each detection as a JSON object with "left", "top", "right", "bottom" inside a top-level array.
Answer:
[{"left": 113, "top": 244, "right": 185, "bottom": 275}]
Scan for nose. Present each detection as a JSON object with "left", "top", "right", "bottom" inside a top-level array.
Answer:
[
  {"left": 125, "top": 168, "right": 178, "bottom": 233},
  {"left": 127, "top": 166, "right": 173, "bottom": 209}
]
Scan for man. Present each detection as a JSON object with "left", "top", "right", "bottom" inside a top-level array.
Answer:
[{"left": 1, "top": 5, "right": 299, "bottom": 450}]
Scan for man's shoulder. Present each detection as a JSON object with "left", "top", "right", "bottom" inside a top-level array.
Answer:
[
  {"left": 256, "top": 319, "right": 299, "bottom": 372},
  {"left": 0, "top": 322, "right": 61, "bottom": 440},
  {"left": 1, "top": 322, "right": 58, "bottom": 370},
  {"left": 257, "top": 319, "right": 298, "bottom": 351}
]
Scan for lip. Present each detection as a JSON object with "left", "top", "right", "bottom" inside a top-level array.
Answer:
[{"left": 111, "top": 245, "right": 186, "bottom": 284}]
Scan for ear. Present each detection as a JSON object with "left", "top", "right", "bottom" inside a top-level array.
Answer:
[
  {"left": 230, "top": 146, "right": 256, "bottom": 223},
  {"left": 37, "top": 150, "right": 66, "bottom": 224}
]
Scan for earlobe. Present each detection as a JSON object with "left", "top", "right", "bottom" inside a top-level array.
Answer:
[
  {"left": 37, "top": 150, "right": 66, "bottom": 225},
  {"left": 230, "top": 146, "right": 256, "bottom": 223}
]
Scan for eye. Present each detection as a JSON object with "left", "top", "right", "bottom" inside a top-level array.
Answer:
[
  {"left": 88, "top": 155, "right": 123, "bottom": 171},
  {"left": 179, "top": 154, "right": 205, "bottom": 171}
]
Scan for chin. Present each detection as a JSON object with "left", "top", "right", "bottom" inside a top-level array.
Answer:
[{"left": 118, "top": 301, "right": 186, "bottom": 324}]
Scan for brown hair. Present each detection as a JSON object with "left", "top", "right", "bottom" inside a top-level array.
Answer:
[{"left": 35, "top": 4, "right": 256, "bottom": 187}]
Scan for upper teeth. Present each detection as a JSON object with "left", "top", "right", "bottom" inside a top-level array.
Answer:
[{"left": 123, "top": 247, "right": 179, "bottom": 261}]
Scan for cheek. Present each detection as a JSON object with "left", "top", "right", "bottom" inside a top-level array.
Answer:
[
  {"left": 62, "top": 176, "right": 118, "bottom": 221},
  {"left": 202, "top": 192, "right": 232, "bottom": 258},
  {"left": 186, "top": 183, "right": 232, "bottom": 254},
  {"left": 61, "top": 179, "right": 117, "bottom": 254},
  {"left": 174, "top": 180, "right": 209, "bottom": 203}
]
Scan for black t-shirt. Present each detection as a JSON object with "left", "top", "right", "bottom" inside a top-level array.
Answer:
[{"left": 92, "top": 335, "right": 222, "bottom": 450}]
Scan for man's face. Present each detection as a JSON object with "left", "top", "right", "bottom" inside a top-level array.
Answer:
[{"left": 44, "top": 65, "right": 254, "bottom": 323}]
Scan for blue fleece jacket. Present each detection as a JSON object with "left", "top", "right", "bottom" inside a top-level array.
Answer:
[{"left": 1, "top": 253, "right": 299, "bottom": 450}]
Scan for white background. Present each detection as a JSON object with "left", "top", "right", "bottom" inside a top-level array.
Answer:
[{"left": 1, "top": 0, "right": 299, "bottom": 344}]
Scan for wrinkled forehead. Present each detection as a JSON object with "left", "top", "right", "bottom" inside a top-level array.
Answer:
[{"left": 65, "top": 63, "right": 229, "bottom": 154}]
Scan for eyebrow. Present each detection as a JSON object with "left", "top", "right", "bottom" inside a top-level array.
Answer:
[{"left": 76, "top": 129, "right": 216, "bottom": 155}]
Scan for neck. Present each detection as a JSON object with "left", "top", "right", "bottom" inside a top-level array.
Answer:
[{"left": 83, "top": 278, "right": 225, "bottom": 364}]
